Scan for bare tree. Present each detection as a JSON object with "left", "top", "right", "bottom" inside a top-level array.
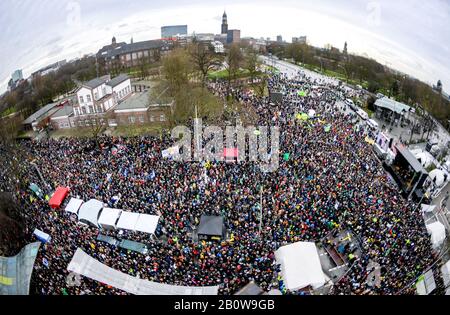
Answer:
[
  {"left": 225, "top": 44, "right": 243, "bottom": 97},
  {"left": 162, "top": 48, "right": 192, "bottom": 95},
  {"left": 245, "top": 48, "right": 261, "bottom": 84},
  {"left": 189, "top": 42, "right": 221, "bottom": 88}
]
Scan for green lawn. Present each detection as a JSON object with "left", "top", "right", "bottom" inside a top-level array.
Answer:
[
  {"left": 208, "top": 69, "right": 251, "bottom": 80},
  {"left": 1, "top": 107, "right": 17, "bottom": 118},
  {"left": 112, "top": 123, "right": 166, "bottom": 137}
]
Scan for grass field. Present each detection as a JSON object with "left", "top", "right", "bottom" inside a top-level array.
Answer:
[
  {"left": 208, "top": 69, "right": 251, "bottom": 80},
  {"left": 111, "top": 123, "right": 166, "bottom": 137}
]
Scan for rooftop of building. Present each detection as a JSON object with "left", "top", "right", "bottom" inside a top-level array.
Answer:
[
  {"left": 106, "top": 74, "right": 129, "bottom": 88},
  {"left": 83, "top": 75, "right": 111, "bottom": 89},
  {"left": 374, "top": 97, "right": 412, "bottom": 115},
  {"left": 23, "top": 102, "right": 60, "bottom": 125},
  {"left": 50, "top": 104, "right": 74, "bottom": 119}
]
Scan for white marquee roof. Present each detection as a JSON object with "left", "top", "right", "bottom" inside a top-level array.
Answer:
[
  {"left": 135, "top": 214, "right": 160, "bottom": 234},
  {"left": 98, "top": 208, "right": 122, "bottom": 228},
  {"left": 65, "top": 198, "right": 84, "bottom": 214},
  {"left": 426, "top": 221, "right": 446, "bottom": 249},
  {"left": 116, "top": 211, "right": 140, "bottom": 231},
  {"left": 275, "top": 242, "right": 326, "bottom": 291},
  {"left": 78, "top": 199, "right": 104, "bottom": 227}
]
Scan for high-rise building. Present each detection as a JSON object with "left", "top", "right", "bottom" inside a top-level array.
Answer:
[
  {"left": 227, "top": 29, "right": 241, "bottom": 44},
  {"left": 161, "top": 25, "right": 188, "bottom": 38},
  {"left": 221, "top": 11, "right": 228, "bottom": 35},
  {"left": 277, "top": 35, "right": 283, "bottom": 43},
  {"left": 11, "top": 69, "right": 23, "bottom": 83}
]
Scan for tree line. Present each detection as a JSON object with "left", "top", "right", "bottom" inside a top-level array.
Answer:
[{"left": 268, "top": 42, "right": 450, "bottom": 127}]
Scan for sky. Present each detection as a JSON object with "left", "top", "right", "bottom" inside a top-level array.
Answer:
[{"left": 0, "top": 0, "right": 449, "bottom": 94}]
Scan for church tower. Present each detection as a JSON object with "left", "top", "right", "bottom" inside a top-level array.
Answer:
[{"left": 221, "top": 11, "right": 228, "bottom": 35}]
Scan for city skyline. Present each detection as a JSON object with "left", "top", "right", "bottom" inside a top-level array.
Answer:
[{"left": 0, "top": 0, "right": 449, "bottom": 94}]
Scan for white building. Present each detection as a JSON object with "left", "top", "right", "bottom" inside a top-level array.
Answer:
[
  {"left": 212, "top": 41, "right": 224, "bottom": 54},
  {"left": 74, "top": 74, "right": 131, "bottom": 119}
]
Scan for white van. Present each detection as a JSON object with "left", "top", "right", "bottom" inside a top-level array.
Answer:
[
  {"left": 357, "top": 109, "right": 369, "bottom": 121},
  {"left": 366, "top": 119, "right": 379, "bottom": 130}
]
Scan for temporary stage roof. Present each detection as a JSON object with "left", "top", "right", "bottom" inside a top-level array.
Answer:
[
  {"left": 197, "top": 215, "right": 224, "bottom": 237},
  {"left": 78, "top": 199, "right": 104, "bottom": 227},
  {"left": 98, "top": 208, "right": 122, "bottom": 229},
  {"left": 49, "top": 186, "right": 69, "bottom": 209},
  {"left": 65, "top": 198, "right": 84, "bottom": 214},
  {"left": 275, "top": 242, "right": 326, "bottom": 291},
  {"left": 426, "top": 221, "right": 446, "bottom": 249},
  {"left": 68, "top": 248, "right": 219, "bottom": 295},
  {"left": 116, "top": 211, "right": 140, "bottom": 231},
  {"left": 396, "top": 145, "right": 427, "bottom": 174},
  {"left": 134, "top": 214, "right": 160, "bottom": 234},
  {"left": 374, "top": 97, "right": 411, "bottom": 115}
]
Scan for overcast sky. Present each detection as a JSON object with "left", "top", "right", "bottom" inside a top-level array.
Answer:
[{"left": 0, "top": 0, "right": 449, "bottom": 94}]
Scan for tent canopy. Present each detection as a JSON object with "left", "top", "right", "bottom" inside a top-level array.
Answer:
[
  {"left": 134, "top": 214, "right": 160, "bottom": 234},
  {"left": 33, "top": 229, "right": 51, "bottom": 243},
  {"left": 98, "top": 208, "right": 122, "bottom": 229},
  {"left": 426, "top": 221, "right": 446, "bottom": 248},
  {"left": 78, "top": 199, "right": 103, "bottom": 227},
  {"left": 65, "top": 198, "right": 84, "bottom": 214},
  {"left": 49, "top": 186, "right": 69, "bottom": 209},
  {"left": 421, "top": 204, "right": 436, "bottom": 213},
  {"left": 429, "top": 169, "right": 447, "bottom": 187},
  {"left": 197, "top": 215, "right": 224, "bottom": 238},
  {"left": 275, "top": 242, "right": 326, "bottom": 291},
  {"left": 97, "top": 234, "right": 119, "bottom": 246},
  {"left": 118, "top": 240, "right": 148, "bottom": 254},
  {"left": 223, "top": 148, "right": 239, "bottom": 158},
  {"left": 29, "top": 183, "right": 43, "bottom": 198},
  {"left": 116, "top": 211, "right": 140, "bottom": 231}
]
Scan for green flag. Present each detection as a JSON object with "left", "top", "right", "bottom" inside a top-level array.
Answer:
[
  {"left": 298, "top": 90, "right": 308, "bottom": 97},
  {"left": 283, "top": 153, "right": 290, "bottom": 161}
]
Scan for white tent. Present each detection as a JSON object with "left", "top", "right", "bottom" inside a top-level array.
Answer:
[
  {"left": 98, "top": 208, "right": 122, "bottom": 230},
  {"left": 441, "top": 260, "right": 450, "bottom": 289},
  {"left": 426, "top": 221, "right": 446, "bottom": 249},
  {"left": 78, "top": 199, "right": 103, "bottom": 227},
  {"left": 429, "top": 169, "right": 447, "bottom": 187},
  {"left": 421, "top": 204, "right": 436, "bottom": 213},
  {"left": 33, "top": 228, "right": 51, "bottom": 243},
  {"left": 415, "top": 151, "right": 435, "bottom": 169},
  {"left": 116, "top": 211, "right": 140, "bottom": 231},
  {"left": 134, "top": 214, "right": 160, "bottom": 234},
  {"left": 65, "top": 198, "right": 84, "bottom": 214},
  {"left": 275, "top": 242, "right": 326, "bottom": 291}
]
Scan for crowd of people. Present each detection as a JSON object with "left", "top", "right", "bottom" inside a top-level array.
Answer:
[{"left": 0, "top": 68, "right": 439, "bottom": 295}]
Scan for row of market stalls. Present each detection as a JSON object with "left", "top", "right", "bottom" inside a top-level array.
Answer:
[{"left": 65, "top": 197, "right": 160, "bottom": 234}]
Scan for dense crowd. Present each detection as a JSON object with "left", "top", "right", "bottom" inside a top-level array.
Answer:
[{"left": 0, "top": 69, "right": 438, "bottom": 295}]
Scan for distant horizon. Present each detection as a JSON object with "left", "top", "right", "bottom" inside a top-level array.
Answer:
[{"left": 1, "top": 0, "right": 449, "bottom": 95}]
